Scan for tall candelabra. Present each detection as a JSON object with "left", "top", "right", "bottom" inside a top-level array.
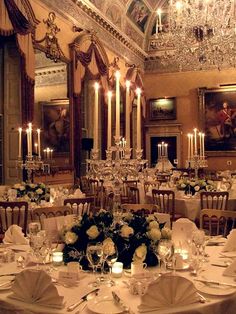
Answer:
[
  {"left": 155, "top": 142, "right": 173, "bottom": 173},
  {"left": 16, "top": 123, "right": 51, "bottom": 183},
  {"left": 185, "top": 128, "right": 208, "bottom": 179}
]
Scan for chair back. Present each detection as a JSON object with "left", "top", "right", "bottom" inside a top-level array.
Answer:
[
  {"left": 0, "top": 201, "right": 28, "bottom": 235},
  {"left": 144, "top": 181, "right": 160, "bottom": 194},
  {"left": 32, "top": 206, "right": 73, "bottom": 222},
  {"left": 127, "top": 186, "right": 140, "bottom": 204},
  {"left": 64, "top": 197, "right": 94, "bottom": 215},
  {"left": 200, "top": 191, "right": 229, "bottom": 210},
  {"left": 152, "top": 189, "right": 175, "bottom": 219},
  {"left": 200, "top": 209, "right": 236, "bottom": 236},
  {"left": 121, "top": 203, "right": 159, "bottom": 214},
  {"left": 121, "top": 180, "right": 138, "bottom": 203}
]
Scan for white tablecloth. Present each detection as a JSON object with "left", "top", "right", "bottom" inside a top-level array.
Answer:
[{"left": 0, "top": 245, "right": 236, "bottom": 313}]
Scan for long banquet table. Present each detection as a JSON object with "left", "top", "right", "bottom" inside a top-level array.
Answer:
[{"left": 0, "top": 245, "right": 236, "bottom": 313}]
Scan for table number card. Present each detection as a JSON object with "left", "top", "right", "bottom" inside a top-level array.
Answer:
[{"left": 58, "top": 271, "right": 78, "bottom": 284}]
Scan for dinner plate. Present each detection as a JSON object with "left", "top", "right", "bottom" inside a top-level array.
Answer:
[
  {"left": 87, "top": 295, "right": 122, "bottom": 314},
  {"left": 195, "top": 281, "right": 236, "bottom": 296},
  {"left": 0, "top": 276, "right": 14, "bottom": 291},
  {"left": 207, "top": 237, "right": 226, "bottom": 246}
]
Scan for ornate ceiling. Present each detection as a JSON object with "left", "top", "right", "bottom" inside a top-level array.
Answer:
[{"left": 41, "top": 0, "right": 235, "bottom": 73}]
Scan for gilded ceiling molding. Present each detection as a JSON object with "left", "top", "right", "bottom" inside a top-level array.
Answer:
[{"left": 41, "top": 0, "right": 145, "bottom": 69}]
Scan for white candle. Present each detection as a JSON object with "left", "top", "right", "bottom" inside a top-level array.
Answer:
[
  {"left": 199, "top": 132, "right": 202, "bottom": 158},
  {"left": 202, "top": 133, "right": 205, "bottom": 158},
  {"left": 34, "top": 143, "right": 38, "bottom": 154},
  {"left": 193, "top": 128, "right": 197, "bottom": 155},
  {"left": 125, "top": 80, "right": 131, "bottom": 148},
  {"left": 107, "top": 91, "right": 112, "bottom": 149},
  {"left": 52, "top": 252, "right": 63, "bottom": 266},
  {"left": 37, "top": 129, "right": 41, "bottom": 158},
  {"left": 18, "top": 127, "right": 22, "bottom": 158},
  {"left": 190, "top": 134, "right": 194, "bottom": 159},
  {"left": 157, "top": 8, "right": 162, "bottom": 32},
  {"left": 136, "top": 88, "right": 142, "bottom": 150},
  {"left": 161, "top": 141, "right": 164, "bottom": 156},
  {"left": 28, "top": 123, "right": 32, "bottom": 157},
  {"left": 187, "top": 134, "right": 190, "bottom": 160},
  {"left": 115, "top": 71, "right": 121, "bottom": 139},
  {"left": 165, "top": 144, "right": 168, "bottom": 157},
  {"left": 112, "top": 262, "right": 123, "bottom": 278},
  {"left": 94, "top": 82, "right": 99, "bottom": 150},
  {"left": 158, "top": 144, "right": 161, "bottom": 159},
  {"left": 26, "top": 129, "right": 29, "bottom": 156}
]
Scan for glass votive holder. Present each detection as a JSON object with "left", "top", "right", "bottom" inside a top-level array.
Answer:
[
  {"left": 52, "top": 252, "right": 63, "bottom": 266},
  {"left": 112, "top": 262, "right": 123, "bottom": 278}
]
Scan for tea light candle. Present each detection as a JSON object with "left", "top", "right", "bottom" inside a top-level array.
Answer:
[
  {"left": 52, "top": 252, "right": 63, "bottom": 266},
  {"left": 112, "top": 262, "right": 123, "bottom": 278}
]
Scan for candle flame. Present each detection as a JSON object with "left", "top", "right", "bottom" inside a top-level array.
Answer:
[
  {"left": 107, "top": 90, "right": 112, "bottom": 98},
  {"left": 18, "top": 127, "right": 22, "bottom": 132},
  {"left": 94, "top": 82, "right": 99, "bottom": 90},
  {"left": 136, "top": 87, "right": 141, "bottom": 95},
  {"left": 37, "top": 128, "right": 40, "bottom": 133},
  {"left": 157, "top": 8, "right": 162, "bottom": 15},
  {"left": 115, "top": 71, "right": 121, "bottom": 79},
  {"left": 126, "top": 80, "right": 131, "bottom": 89}
]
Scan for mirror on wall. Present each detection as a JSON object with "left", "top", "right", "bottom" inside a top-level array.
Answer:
[{"left": 34, "top": 49, "right": 70, "bottom": 165}]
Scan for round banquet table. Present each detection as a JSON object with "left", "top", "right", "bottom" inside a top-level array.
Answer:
[
  {"left": 0, "top": 245, "right": 236, "bottom": 314},
  {"left": 144, "top": 188, "right": 236, "bottom": 221}
]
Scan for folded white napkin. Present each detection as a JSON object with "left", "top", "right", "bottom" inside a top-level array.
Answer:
[
  {"left": 172, "top": 218, "right": 198, "bottom": 246},
  {"left": 222, "top": 229, "right": 236, "bottom": 252},
  {"left": 73, "top": 188, "right": 85, "bottom": 198},
  {"left": 9, "top": 269, "right": 64, "bottom": 308},
  {"left": 223, "top": 259, "right": 236, "bottom": 277},
  {"left": 3, "top": 225, "right": 29, "bottom": 245},
  {"left": 138, "top": 275, "right": 199, "bottom": 312}
]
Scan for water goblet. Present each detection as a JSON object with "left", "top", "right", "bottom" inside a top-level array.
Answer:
[
  {"left": 86, "top": 242, "right": 103, "bottom": 287},
  {"left": 157, "top": 239, "right": 174, "bottom": 273},
  {"left": 101, "top": 242, "right": 118, "bottom": 286}
]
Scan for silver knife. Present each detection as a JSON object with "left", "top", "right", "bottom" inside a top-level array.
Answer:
[
  {"left": 112, "top": 291, "right": 135, "bottom": 314},
  {"left": 67, "top": 288, "right": 99, "bottom": 312},
  {"left": 194, "top": 279, "right": 236, "bottom": 288}
]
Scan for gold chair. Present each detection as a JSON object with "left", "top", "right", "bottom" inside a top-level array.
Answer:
[
  {"left": 121, "top": 180, "right": 138, "bottom": 204},
  {"left": 0, "top": 201, "right": 28, "bottom": 236},
  {"left": 121, "top": 203, "right": 159, "bottom": 214},
  {"left": 32, "top": 205, "right": 73, "bottom": 224},
  {"left": 200, "top": 209, "right": 236, "bottom": 236},
  {"left": 127, "top": 186, "right": 140, "bottom": 204},
  {"left": 200, "top": 191, "right": 229, "bottom": 210},
  {"left": 152, "top": 189, "right": 177, "bottom": 222},
  {"left": 64, "top": 197, "right": 94, "bottom": 215},
  {"left": 144, "top": 181, "right": 160, "bottom": 194}
]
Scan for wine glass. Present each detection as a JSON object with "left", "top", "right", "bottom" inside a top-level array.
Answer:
[
  {"left": 28, "top": 221, "right": 41, "bottom": 236},
  {"left": 86, "top": 242, "right": 103, "bottom": 287},
  {"left": 30, "top": 231, "right": 47, "bottom": 269},
  {"left": 157, "top": 239, "right": 174, "bottom": 273},
  {"left": 101, "top": 243, "right": 118, "bottom": 286}
]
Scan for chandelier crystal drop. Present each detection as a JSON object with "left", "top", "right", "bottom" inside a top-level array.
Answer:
[{"left": 151, "top": 0, "right": 236, "bottom": 71}]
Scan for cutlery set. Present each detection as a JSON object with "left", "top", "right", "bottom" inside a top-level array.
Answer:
[
  {"left": 194, "top": 278, "right": 236, "bottom": 288},
  {"left": 67, "top": 288, "right": 99, "bottom": 312}
]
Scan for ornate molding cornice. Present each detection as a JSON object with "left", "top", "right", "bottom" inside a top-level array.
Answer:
[
  {"left": 40, "top": 0, "right": 145, "bottom": 69},
  {"left": 35, "top": 65, "right": 67, "bottom": 87}
]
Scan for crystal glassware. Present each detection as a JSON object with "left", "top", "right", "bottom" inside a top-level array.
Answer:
[{"left": 86, "top": 242, "right": 103, "bottom": 287}]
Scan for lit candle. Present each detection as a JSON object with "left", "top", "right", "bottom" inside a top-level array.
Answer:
[
  {"left": 125, "top": 80, "right": 131, "bottom": 148},
  {"left": 28, "top": 123, "right": 32, "bottom": 157},
  {"left": 94, "top": 82, "right": 99, "bottom": 150},
  {"left": 202, "top": 133, "right": 205, "bottom": 158},
  {"left": 158, "top": 144, "right": 161, "bottom": 159},
  {"left": 161, "top": 141, "right": 164, "bottom": 156},
  {"left": 199, "top": 132, "right": 202, "bottom": 158},
  {"left": 52, "top": 251, "right": 63, "bottom": 266},
  {"left": 190, "top": 134, "right": 194, "bottom": 159},
  {"left": 157, "top": 8, "right": 162, "bottom": 32},
  {"left": 115, "top": 71, "right": 121, "bottom": 139},
  {"left": 107, "top": 91, "right": 112, "bottom": 149},
  {"left": 26, "top": 129, "right": 29, "bottom": 156},
  {"left": 18, "top": 127, "right": 22, "bottom": 158},
  {"left": 50, "top": 149, "right": 53, "bottom": 159},
  {"left": 193, "top": 128, "right": 197, "bottom": 155},
  {"left": 34, "top": 143, "right": 38, "bottom": 154},
  {"left": 136, "top": 88, "right": 142, "bottom": 150},
  {"left": 187, "top": 133, "right": 191, "bottom": 160},
  {"left": 37, "top": 129, "right": 41, "bottom": 158},
  {"left": 112, "top": 262, "right": 123, "bottom": 278},
  {"left": 47, "top": 147, "right": 50, "bottom": 159}
]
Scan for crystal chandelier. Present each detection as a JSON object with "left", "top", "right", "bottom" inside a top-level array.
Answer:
[{"left": 150, "top": 0, "right": 236, "bottom": 71}]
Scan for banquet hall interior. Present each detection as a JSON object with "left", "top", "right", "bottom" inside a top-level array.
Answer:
[{"left": 1, "top": 0, "right": 236, "bottom": 313}]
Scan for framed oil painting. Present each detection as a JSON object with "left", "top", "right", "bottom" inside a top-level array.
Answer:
[
  {"left": 42, "top": 99, "right": 70, "bottom": 154},
  {"left": 199, "top": 86, "right": 236, "bottom": 155},
  {"left": 149, "top": 98, "right": 176, "bottom": 120},
  {"left": 127, "top": 0, "right": 151, "bottom": 33}
]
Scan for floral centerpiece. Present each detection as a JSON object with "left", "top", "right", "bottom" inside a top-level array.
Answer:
[
  {"left": 61, "top": 209, "right": 171, "bottom": 269},
  {"left": 176, "top": 178, "right": 215, "bottom": 196},
  {"left": 11, "top": 182, "right": 50, "bottom": 203}
]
